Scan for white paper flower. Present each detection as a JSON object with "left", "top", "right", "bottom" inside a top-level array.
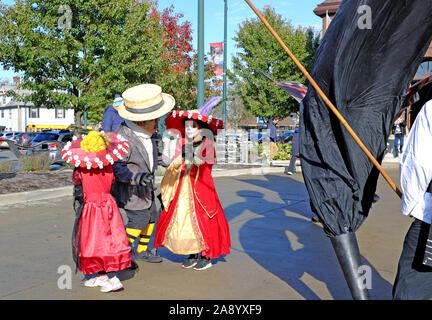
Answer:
[
  {"left": 198, "top": 115, "right": 203, "bottom": 121},
  {"left": 75, "top": 160, "right": 81, "bottom": 167},
  {"left": 172, "top": 111, "right": 176, "bottom": 118},
  {"left": 179, "top": 110, "right": 184, "bottom": 117},
  {"left": 84, "top": 156, "right": 89, "bottom": 162},
  {"left": 73, "top": 155, "right": 78, "bottom": 160},
  {"left": 72, "top": 136, "right": 78, "bottom": 141},
  {"left": 86, "top": 162, "right": 92, "bottom": 170}
]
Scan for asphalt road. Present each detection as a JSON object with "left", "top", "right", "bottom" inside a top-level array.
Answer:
[{"left": 0, "top": 164, "right": 410, "bottom": 300}]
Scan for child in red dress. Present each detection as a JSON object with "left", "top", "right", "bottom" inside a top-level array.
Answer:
[{"left": 63, "top": 131, "right": 132, "bottom": 292}]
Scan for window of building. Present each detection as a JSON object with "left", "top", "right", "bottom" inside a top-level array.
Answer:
[
  {"left": 2, "top": 96, "right": 5, "bottom": 105},
  {"left": 9, "top": 109, "right": 12, "bottom": 119},
  {"left": 1, "top": 109, "right": 3, "bottom": 118},
  {"left": 55, "top": 108, "right": 65, "bottom": 119},
  {"left": 29, "top": 107, "right": 39, "bottom": 118}
]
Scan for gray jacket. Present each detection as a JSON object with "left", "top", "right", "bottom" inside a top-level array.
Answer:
[{"left": 112, "top": 123, "right": 158, "bottom": 211}]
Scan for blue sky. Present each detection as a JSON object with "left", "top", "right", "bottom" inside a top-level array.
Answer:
[{"left": 0, "top": 0, "right": 324, "bottom": 81}]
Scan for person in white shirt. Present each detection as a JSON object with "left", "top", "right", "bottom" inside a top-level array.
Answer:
[{"left": 393, "top": 99, "right": 432, "bottom": 299}]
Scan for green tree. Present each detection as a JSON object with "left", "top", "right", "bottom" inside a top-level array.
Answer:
[{"left": 228, "top": 5, "right": 319, "bottom": 121}]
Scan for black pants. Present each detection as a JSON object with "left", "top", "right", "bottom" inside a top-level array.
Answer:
[
  {"left": 393, "top": 218, "right": 432, "bottom": 300},
  {"left": 286, "top": 154, "right": 298, "bottom": 173}
]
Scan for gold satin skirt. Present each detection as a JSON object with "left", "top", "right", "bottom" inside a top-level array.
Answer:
[{"left": 163, "top": 171, "right": 205, "bottom": 255}]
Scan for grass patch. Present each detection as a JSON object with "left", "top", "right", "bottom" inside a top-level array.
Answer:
[
  {"left": 18, "top": 154, "right": 52, "bottom": 172},
  {"left": 0, "top": 160, "right": 16, "bottom": 173}
]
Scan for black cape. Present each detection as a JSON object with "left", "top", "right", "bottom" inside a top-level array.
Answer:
[{"left": 300, "top": 0, "right": 432, "bottom": 237}]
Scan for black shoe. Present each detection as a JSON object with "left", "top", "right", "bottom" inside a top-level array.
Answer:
[
  {"left": 182, "top": 254, "right": 199, "bottom": 269},
  {"left": 193, "top": 256, "right": 212, "bottom": 271},
  {"left": 135, "top": 250, "right": 163, "bottom": 263}
]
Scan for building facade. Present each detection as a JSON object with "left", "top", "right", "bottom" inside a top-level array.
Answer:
[{"left": 0, "top": 78, "right": 74, "bottom": 132}]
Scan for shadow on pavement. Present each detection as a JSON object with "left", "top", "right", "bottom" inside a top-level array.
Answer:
[{"left": 225, "top": 174, "right": 393, "bottom": 300}]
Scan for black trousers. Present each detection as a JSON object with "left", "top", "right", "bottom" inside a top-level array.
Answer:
[
  {"left": 393, "top": 218, "right": 432, "bottom": 300},
  {"left": 124, "top": 200, "right": 158, "bottom": 230}
]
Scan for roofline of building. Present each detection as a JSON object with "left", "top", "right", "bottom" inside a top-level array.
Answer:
[{"left": 313, "top": 1, "right": 341, "bottom": 17}]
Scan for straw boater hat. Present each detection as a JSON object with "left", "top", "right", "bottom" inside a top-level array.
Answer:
[
  {"left": 117, "top": 84, "right": 175, "bottom": 121},
  {"left": 165, "top": 109, "right": 224, "bottom": 136},
  {"left": 60, "top": 131, "right": 129, "bottom": 169}
]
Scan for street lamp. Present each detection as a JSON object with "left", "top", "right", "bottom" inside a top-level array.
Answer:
[
  {"left": 197, "top": 0, "right": 205, "bottom": 109},
  {"left": 222, "top": 0, "right": 228, "bottom": 133}
]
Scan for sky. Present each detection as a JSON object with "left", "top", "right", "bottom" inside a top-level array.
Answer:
[{"left": 0, "top": 0, "right": 324, "bottom": 82}]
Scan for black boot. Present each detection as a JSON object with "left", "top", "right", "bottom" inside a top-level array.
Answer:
[{"left": 330, "top": 232, "right": 370, "bottom": 300}]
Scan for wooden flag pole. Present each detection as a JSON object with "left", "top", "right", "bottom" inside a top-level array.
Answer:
[{"left": 244, "top": 0, "right": 403, "bottom": 199}]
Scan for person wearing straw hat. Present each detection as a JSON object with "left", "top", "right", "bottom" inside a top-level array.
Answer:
[
  {"left": 102, "top": 94, "right": 125, "bottom": 132},
  {"left": 112, "top": 84, "right": 175, "bottom": 263},
  {"left": 154, "top": 109, "right": 230, "bottom": 270},
  {"left": 62, "top": 130, "right": 132, "bottom": 292}
]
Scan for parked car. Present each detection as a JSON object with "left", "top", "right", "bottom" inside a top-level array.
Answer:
[
  {"left": 26, "top": 130, "right": 74, "bottom": 160},
  {"left": 0, "top": 132, "right": 24, "bottom": 148},
  {"left": 280, "top": 130, "right": 294, "bottom": 143},
  {"left": 14, "top": 132, "right": 39, "bottom": 148}
]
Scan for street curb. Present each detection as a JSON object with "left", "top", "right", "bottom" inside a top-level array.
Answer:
[
  {"left": 0, "top": 186, "right": 74, "bottom": 206},
  {"left": 0, "top": 166, "right": 290, "bottom": 206}
]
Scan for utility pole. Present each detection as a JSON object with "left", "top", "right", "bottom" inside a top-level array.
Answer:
[
  {"left": 14, "top": 77, "right": 21, "bottom": 131},
  {"left": 197, "top": 0, "right": 205, "bottom": 109},
  {"left": 222, "top": 0, "right": 228, "bottom": 132}
]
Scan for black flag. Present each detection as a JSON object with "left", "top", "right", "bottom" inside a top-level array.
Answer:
[
  {"left": 259, "top": 71, "right": 307, "bottom": 102},
  {"left": 300, "top": 0, "right": 432, "bottom": 237}
]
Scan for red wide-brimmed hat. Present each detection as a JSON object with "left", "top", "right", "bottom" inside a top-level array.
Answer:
[
  {"left": 164, "top": 109, "right": 224, "bottom": 135},
  {"left": 60, "top": 132, "right": 129, "bottom": 169}
]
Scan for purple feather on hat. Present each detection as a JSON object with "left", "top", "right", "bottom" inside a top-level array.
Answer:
[{"left": 198, "top": 96, "right": 222, "bottom": 116}]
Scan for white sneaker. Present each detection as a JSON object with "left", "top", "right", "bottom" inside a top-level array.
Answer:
[
  {"left": 100, "top": 276, "right": 123, "bottom": 293},
  {"left": 84, "top": 275, "right": 109, "bottom": 287}
]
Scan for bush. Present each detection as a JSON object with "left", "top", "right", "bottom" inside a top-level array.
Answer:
[
  {"left": 18, "top": 154, "right": 52, "bottom": 172},
  {"left": 273, "top": 142, "right": 292, "bottom": 161}
]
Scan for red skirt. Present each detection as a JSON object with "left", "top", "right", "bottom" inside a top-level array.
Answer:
[{"left": 77, "top": 193, "right": 131, "bottom": 274}]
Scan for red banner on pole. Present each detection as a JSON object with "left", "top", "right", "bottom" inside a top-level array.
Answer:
[{"left": 210, "top": 42, "right": 223, "bottom": 76}]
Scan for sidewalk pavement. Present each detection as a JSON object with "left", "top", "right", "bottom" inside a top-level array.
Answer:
[
  {"left": 0, "top": 162, "right": 294, "bottom": 206},
  {"left": 0, "top": 161, "right": 408, "bottom": 300}
]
